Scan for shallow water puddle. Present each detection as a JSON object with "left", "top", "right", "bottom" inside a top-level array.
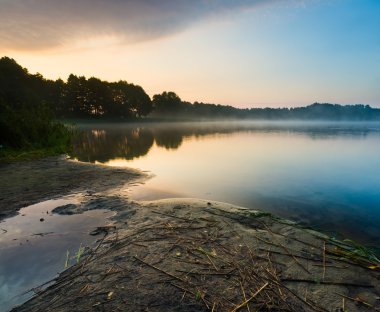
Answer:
[{"left": 0, "top": 197, "right": 114, "bottom": 311}]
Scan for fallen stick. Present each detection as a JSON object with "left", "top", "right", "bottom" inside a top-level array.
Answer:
[
  {"left": 133, "top": 255, "right": 184, "bottom": 283},
  {"left": 323, "top": 242, "right": 326, "bottom": 281},
  {"left": 335, "top": 292, "right": 380, "bottom": 311},
  {"left": 229, "top": 282, "right": 269, "bottom": 312},
  {"left": 170, "top": 283, "right": 211, "bottom": 310},
  {"left": 254, "top": 235, "right": 311, "bottom": 274},
  {"left": 281, "top": 278, "right": 374, "bottom": 288},
  {"left": 239, "top": 281, "right": 251, "bottom": 312},
  {"left": 258, "top": 247, "right": 326, "bottom": 263},
  {"left": 271, "top": 279, "right": 328, "bottom": 312}
]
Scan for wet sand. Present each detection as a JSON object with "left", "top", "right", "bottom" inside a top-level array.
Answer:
[
  {"left": 1, "top": 158, "right": 379, "bottom": 311},
  {"left": 0, "top": 156, "right": 144, "bottom": 221}
]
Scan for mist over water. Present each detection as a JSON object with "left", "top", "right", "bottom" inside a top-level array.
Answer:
[{"left": 72, "top": 121, "right": 380, "bottom": 246}]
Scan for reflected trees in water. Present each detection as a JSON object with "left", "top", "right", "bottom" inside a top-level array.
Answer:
[
  {"left": 72, "top": 128, "right": 154, "bottom": 163},
  {"left": 71, "top": 122, "right": 377, "bottom": 163},
  {"left": 154, "top": 129, "right": 183, "bottom": 150}
]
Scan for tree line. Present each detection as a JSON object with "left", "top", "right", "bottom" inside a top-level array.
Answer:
[
  {"left": 151, "top": 92, "right": 380, "bottom": 120},
  {"left": 0, "top": 57, "right": 70, "bottom": 151},
  {"left": 56, "top": 75, "right": 152, "bottom": 118},
  {"left": 1, "top": 56, "right": 380, "bottom": 151}
]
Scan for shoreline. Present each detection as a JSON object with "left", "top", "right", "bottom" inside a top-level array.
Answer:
[
  {"left": 13, "top": 198, "right": 380, "bottom": 311},
  {"left": 0, "top": 156, "right": 145, "bottom": 221},
  {"left": 1, "top": 157, "right": 380, "bottom": 311}
]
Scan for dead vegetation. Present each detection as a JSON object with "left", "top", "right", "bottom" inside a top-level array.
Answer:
[{"left": 12, "top": 199, "right": 380, "bottom": 312}]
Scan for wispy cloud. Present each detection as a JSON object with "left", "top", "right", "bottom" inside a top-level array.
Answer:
[{"left": 0, "top": 0, "right": 280, "bottom": 50}]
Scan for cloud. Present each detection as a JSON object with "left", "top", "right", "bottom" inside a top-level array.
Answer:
[{"left": 0, "top": 0, "right": 278, "bottom": 50}]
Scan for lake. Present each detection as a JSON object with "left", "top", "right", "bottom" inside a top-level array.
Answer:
[{"left": 71, "top": 121, "right": 380, "bottom": 248}]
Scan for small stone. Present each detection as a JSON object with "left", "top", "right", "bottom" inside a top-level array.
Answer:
[
  {"left": 107, "top": 291, "right": 114, "bottom": 300},
  {"left": 39, "top": 218, "right": 44, "bottom": 222}
]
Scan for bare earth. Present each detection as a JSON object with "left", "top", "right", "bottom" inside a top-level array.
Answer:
[
  {"left": 0, "top": 156, "right": 144, "bottom": 221},
  {"left": 1, "top": 157, "right": 379, "bottom": 311}
]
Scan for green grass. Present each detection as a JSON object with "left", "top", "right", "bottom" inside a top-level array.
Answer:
[
  {"left": 0, "top": 146, "right": 68, "bottom": 162},
  {"left": 76, "top": 243, "right": 85, "bottom": 264},
  {"left": 0, "top": 122, "right": 75, "bottom": 163},
  {"left": 64, "top": 250, "right": 70, "bottom": 269},
  {"left": 64, "top": 243, "right": 86, "bottom": 268},
  {"left": 329, "top": 238, "right": 380, "bottom": 266}
]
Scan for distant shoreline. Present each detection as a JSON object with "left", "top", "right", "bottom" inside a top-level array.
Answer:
[{"left": 62, "top": 117, "right": 380, "bottom": 125}]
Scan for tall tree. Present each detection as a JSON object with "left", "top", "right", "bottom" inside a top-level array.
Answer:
[{"left": 152, "top": 91, "right": 182, "bottom": 115}]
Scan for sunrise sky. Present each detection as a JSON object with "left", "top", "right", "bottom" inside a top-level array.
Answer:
[{"left": 1, "top": 0, "right": 379, "bottom": 108}]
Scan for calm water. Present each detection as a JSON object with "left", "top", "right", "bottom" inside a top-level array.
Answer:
[
  {"left": 72, "top": 121, "right": 380, "bottom": 247},
  {"left": 0, "top": 197, "right": 113, "bottom": 311}
]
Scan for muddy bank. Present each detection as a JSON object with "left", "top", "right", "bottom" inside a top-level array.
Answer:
[
  {"left": 0, "top": 156, "right": 144, "bottom": 221},
  {"left": 13, "top": 198, "right": 380, "bottom": 312}
]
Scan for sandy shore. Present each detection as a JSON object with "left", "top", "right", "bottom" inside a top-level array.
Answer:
[
  {"left": 2, "top": 158, "right": 380, "bottom": 311},
  {"left": 0, "top": 156, "right": 144, "bottom": 221}
]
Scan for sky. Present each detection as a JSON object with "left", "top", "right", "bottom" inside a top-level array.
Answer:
[{"left": 0, "top": 0, "right": 379, "bottom": 108}]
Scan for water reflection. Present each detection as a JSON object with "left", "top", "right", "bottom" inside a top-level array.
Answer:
[
  {"left": 70, "top": 121, "right": 380, "bottom": 248},
  {"left": 154, "top": 128, "right": 183, "bottom": 150},
  {"left": 0, "top": 197, "right": 114, "bottom": 311},
  {"left": 72, "top": 121, "right": 380, "bottom": 163},
  {"left": 73, "top": 127, "right": 154, "bottom": 163}
]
